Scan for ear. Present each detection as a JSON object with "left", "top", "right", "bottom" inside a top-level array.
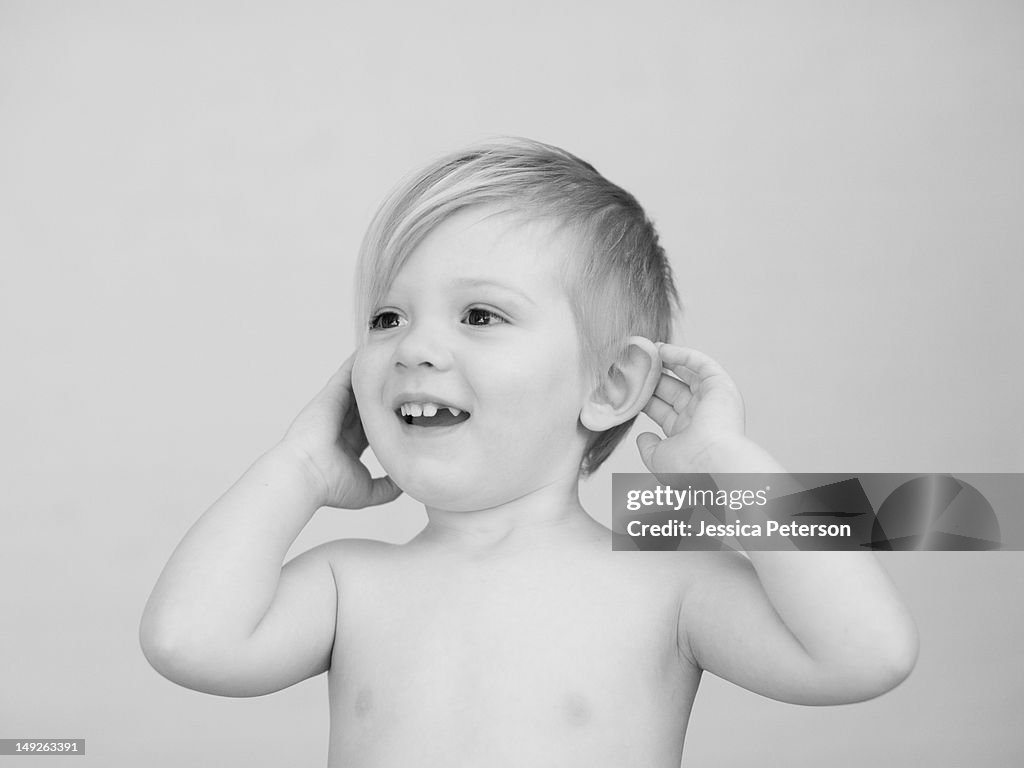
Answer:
[{"left": 580, "top": 336, "right": 661, "bottom": 432}]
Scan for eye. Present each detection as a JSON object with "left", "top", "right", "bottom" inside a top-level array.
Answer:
[
  {"left": 463, "top": 307, "right": 507, "bottom": 327},
  {"left": 369, "top": 311, "right": 405, "bottom": 330}
]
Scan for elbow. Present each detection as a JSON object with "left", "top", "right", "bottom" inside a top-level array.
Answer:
[
  {"left": 842, "top": 616, "right": 920, "bottom": 702},
  {"left": 876, "top": 619, "right": 919, "bottom": 692},
  {"left": 139, "top": 615, "right": 275, "bottom": 698},
  {"left": 139, "top": 606, "right": 170, "bottom": 673},
  {"left": 139, "top": 597, "right": 192, "bottom": 677},
  {"left": 138, "top": 614, "right": 239, "bottom": 695},
  {"left": 138, "top": 613, "right": 198, "bottom": 684},
  {"left": 804, "top": 615, "right": 919, "bottom": 705},
  {"left": 878, "top": 607, "right": 919, "bottom": 686}
]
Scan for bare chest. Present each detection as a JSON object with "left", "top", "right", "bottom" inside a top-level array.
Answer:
[{"left": 326, "top": 554, "right": 697, "bottom": 766}]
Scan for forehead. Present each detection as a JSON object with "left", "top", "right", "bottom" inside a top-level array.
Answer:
[{"left": 392, "top": 206, "right": 576, "bottom": 291}]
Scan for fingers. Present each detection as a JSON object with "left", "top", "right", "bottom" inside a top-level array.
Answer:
[
  {"left": 656, "top": 343, "right": 726, "bottom": 386},
  {"left": 644, "top": 369, "right": 694, "bottom": 434},
  {"left": 321, "top": 353, "right": 358, "bottom": 400},
  {"left": 654, "top": 373, "right": 692, "bottom": 412},
  {"left": 340, "top": 398, "right": 370, "bottom": 455},
  {"left": 641, "top": 392, "right": 676, "bottom": 429},
  {"left": 302, "top": 353, "right": 360, "bottom": 427},
  {"left": 366, "top": 475, "right": 403, "bottom": 507},
  {"left": 635, "top": 432, "right": 661, "bottom": 468}
]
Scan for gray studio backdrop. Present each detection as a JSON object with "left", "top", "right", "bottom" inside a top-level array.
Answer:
[{"left": 2, "top": 2, "right": 1022, "bottom": 765}]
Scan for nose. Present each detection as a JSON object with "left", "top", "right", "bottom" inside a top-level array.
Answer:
[{"left": 392, "top": 320, "right": 454, "bottom": 371}]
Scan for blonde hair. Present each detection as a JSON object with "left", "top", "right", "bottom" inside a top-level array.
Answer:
[{"left": 355, "top": 137, "right": 679, "bottom": 474}]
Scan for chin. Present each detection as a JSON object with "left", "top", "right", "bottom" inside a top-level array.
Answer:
[
  {"left": 377, "top": 453, "right": 533, "bottom": 512},
  {"left": 366, "top": 419, "right": 585, "bottom": 511},
  {"left": 368, "top": 446, "right": 466, "bottom": 509}
]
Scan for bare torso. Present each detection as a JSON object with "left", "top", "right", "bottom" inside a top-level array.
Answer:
[{"left": 324, "top": 524, "right": 701, "bottom": 767}]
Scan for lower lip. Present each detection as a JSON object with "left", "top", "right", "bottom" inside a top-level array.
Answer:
[{"left": 396, "top": 415, "right": 470, "bottom": 436}]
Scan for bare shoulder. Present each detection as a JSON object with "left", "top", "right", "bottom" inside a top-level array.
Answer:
[
  {"left": 299, "top": 537, "right": 402, "bottom": 575},
  {"left": 677, "top": 549, "right": 754, "bottom": 581},
  {"left": 599, "top": 535, "right": 752, "bottom": 594},
  {"left": 653, "top": 549, "right": 759, "bottom": 610},
  {"left": 311, "top": 536, "right": 400, "bottom": 558}
]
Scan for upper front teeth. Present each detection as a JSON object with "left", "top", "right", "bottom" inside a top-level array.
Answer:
[{"left": 400, "top": 402, "right": 462, "bottom": 417}]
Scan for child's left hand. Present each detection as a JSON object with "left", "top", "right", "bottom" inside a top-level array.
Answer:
[{"left": 636, "top": 344, "right": 747, "bottom": 475}]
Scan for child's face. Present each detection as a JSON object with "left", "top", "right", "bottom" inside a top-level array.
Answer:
[{"left": 352, "top": 207, "right": 592, "bottom": 510}]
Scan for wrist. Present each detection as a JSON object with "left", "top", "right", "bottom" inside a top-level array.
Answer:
[
  {"left": 262, "top": 441, "right": 331, "bottom": 509},
  {"left": 697, "top": 435, "right": 786, "bottom": 475}
]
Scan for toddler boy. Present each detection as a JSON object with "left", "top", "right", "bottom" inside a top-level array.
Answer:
[{"left": 141, "top": 138, "right": 917, "bottom": 767}]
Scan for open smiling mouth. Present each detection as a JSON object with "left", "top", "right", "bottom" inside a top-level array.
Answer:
[{"left": 396, "top": 402, "right": 472, "bottom": 428}]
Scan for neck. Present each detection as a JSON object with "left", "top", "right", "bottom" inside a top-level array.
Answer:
[{"left": 414, "top": 471, "right": 601, "bottom": 554}]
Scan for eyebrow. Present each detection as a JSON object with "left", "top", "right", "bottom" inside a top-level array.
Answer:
[{"left": 450, "top": 277, "right": 538, "bottom": 306}]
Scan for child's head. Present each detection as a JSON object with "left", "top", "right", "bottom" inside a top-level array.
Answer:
[{"left": 353, "top": 138, "right": 678, "bottom": 500}]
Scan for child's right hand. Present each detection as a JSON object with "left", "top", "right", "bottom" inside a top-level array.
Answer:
[{"left": 277, "top": 353, "right": 401, "bottom": 509}]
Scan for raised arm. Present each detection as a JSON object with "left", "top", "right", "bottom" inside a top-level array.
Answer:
[
  {"left": 638, "top": 344, "right": 918, "bottom": 705},
  {"left": 139, "top": 354, "right": 400, "bottom": 696}
]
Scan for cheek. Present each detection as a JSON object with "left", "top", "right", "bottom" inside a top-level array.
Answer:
[{"left": 483, "top": 339, "right": 586, "bottom": 434}]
